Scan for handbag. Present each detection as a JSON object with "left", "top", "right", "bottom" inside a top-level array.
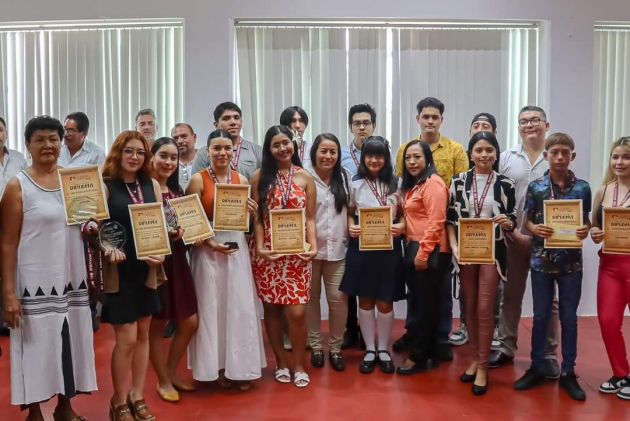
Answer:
[{"left": 405, "top": 240, "right": 441, "bottom": 270}]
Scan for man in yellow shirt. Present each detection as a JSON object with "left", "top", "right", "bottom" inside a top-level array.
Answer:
[{"left": 393, "top": 97, "right": 469, "bottom": 362}]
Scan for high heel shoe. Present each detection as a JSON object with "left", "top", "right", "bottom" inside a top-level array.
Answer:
[
  {"left": 109, "top": 398, "right": 133, "bottom": 421},
  {"left": 473, "top": 376, "right": 489, "bottom": 395},
  {"left": 461, "top": 371, "right": 477, "bottom": 383},
  {"left": 126, "top": 392, "right": 156, "bottom": 421}
]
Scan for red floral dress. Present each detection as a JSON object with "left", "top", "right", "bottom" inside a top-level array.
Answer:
[{"left": 251, "top": 168, "right": 311, "bottom": 304}]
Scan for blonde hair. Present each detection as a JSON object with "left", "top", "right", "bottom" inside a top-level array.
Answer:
[{"left": 603, "top": 136, "right": 630, "bottom": 185}]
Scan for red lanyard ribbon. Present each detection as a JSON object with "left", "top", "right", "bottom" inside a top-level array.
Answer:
[
  {"left": 613, "top": 181, "right": 630, "bottom": 207},
  {"left": 230, "top": 138, "right": 242, "bottom": 171},
  {"left": 366, "top": 178, "right": 388, "bottom": 206},
  {"left": 207, "top": 167, "right": 232, "bottom": 184},
  {"left": 472, "top": 170, "right": 493, "bottom": 217},
  {"left": 276, "top": 165, "right": 294, "bottom": 209},
  {"left": 125, "top": 181, "right": 145, "bottom": 204}
]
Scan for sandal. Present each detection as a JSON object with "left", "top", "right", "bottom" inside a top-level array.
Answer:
[
  {"left": 235, "top": 380, "right": 252, "bottom": 391},
  {"left": 274, "top": 367, "right": 291, "bottom": 384},
  {"left": 293, "top": 371, "right": 310, "bottom": 388},
  {"left": 217, "top": 375, "right": 232, "bottom": 389}
]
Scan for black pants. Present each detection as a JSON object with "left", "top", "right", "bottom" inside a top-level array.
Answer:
[{"left": 405, "top": 247, "right": 452, "bottom": 363}]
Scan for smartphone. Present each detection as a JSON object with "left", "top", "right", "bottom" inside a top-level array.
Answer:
[{"left": 225, "top": 242, "right": 239, "bottom": 250}]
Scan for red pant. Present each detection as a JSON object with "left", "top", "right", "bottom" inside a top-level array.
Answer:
[{"left": 598, "top": 251, "right": 630, "bottom": 377}]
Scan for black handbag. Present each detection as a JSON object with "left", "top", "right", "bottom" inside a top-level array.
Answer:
[{"left": 405, "top": 240, "right": 441, "bottom": 270}]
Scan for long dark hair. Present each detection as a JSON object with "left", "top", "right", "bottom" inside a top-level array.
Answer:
[
  {"left": 257, "top": 125, "right": 302, "bottom": 219},
  {"left": 401, "top": 140, "right": 437, "bottom": 192},
  {"left": 357, "top": 136, "right": 397, "bottom": 194},
  {"left": 151, "top": 137, "right": 181, "bottom": 194},
  {"left": 467, "top": 131, "right": 501, "bottom": 172},
  {"left": 310, "top": 133, "right": 349, "bottom": 213}
]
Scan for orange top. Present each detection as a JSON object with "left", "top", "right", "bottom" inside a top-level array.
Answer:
[
  {"left": 402, "top": 173, "right": 450, "bottom": 261},
  {"left": 199, "top": 169, "right": 241, "bottom": 220}
]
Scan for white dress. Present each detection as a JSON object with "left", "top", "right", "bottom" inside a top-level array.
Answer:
[
  {"left": 188, "top": 230, "right": 266, "bottom": 381},
  {"left": 10, "top": 171, "right": 97, "bottom": 406}
]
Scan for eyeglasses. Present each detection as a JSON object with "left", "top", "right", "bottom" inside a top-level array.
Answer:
[
  {"left": 123, "top": 148, "right": 147, "bottom": 158},
  {"left": 64, "top": 129, "right": 77, "bottom": 136},
  {"left": 518, "top": 118, "right": 546, "bottom": 127},
  {"left": 351, "top": 120, "right": 373, "bottom": 128}
]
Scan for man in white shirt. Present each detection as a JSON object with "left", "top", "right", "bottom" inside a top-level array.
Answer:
[
  {"left": 489, "top": 105, "right": 560, "bottom": 376},
  {"left": 59, "top": 112, "right": 106, "bottom": 168},
  {"left": 135, "top": 108, "right": 158, "bottom": 147},
  {"left": 171, "top": 123, "right": 197, "bottom": 190}
]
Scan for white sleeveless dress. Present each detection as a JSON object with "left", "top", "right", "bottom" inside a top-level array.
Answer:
[{"left": 10, "top": 171, "right": 97, "bottom": 406}]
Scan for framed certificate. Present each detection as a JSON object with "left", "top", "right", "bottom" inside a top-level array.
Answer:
[
  {"left": 213, "top": 184, "right": 251, "bottom": 231},
  {"left": 458, "top": 218, "right": 495, "bottom": 264},
  {"left": 168, "top": 194, "right": 215, "bottom": 245},
  {"left": 128, "top": 202, "right": 172, "bottom": 259},
  {"left": 358, "top": 206, "right": 393, "bottom": 251},
  {"left": 543, "top": 199, "right": 583, "bottom": 249},
  {"left": 602, "top": 207, "right": 630, "bottom": 254},
  {"left": 270, "top": 208, "right": 306, "bottom": 254},
  {"left": 58, "top": 165, "right": 109, "bottom": 225}
]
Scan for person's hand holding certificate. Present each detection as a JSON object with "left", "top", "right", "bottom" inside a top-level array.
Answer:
[
  {"left": 358, "top": 207, "right": 392, "bottom": 251},
  {"left": 543, "top": 199, "right": 583, "bottom": 248}
]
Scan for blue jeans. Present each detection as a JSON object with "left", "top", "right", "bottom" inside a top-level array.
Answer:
[{"left": 530, "top": 270, "right": 582, "bottom": 373}]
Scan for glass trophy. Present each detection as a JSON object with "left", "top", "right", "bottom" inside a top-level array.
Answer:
[
  {"left": 164, "top": 200, "right": 179, "bottom": 231},
  {"left": 68, "top": 196, "right": 99, "bottom": 224},
  {"left": 99, "top": 221, "right": 127, "bottom": 252}
]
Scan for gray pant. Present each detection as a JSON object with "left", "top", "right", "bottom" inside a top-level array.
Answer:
[{"left": 495, "top": 233, "right": 559, "bottom": 359}]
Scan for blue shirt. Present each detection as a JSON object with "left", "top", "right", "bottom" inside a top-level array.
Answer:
[{"left": 523, "top": 170, "right": 591, "bottom": 274}]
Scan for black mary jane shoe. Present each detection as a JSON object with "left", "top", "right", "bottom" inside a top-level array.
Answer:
[
  {"left": 329, "top": 352, "right": 346, "bottom": 372},
  {"left": 473, "top": 378, "right": 488, "bottom": 396},
  {"left": 310, "top": 350, "right": 325, "bottom": 368},
  {"left": 360, "top": 351, "right": 377, "bottom": 374},
  {"left": 461, "top": 371, "right": 477, "bottom": 383},
  {"left": 396, "top": 360, "right": 429, "bottom": 375},
  {"left": 378, "top": 351, "right": 396, "bottom": 374}
]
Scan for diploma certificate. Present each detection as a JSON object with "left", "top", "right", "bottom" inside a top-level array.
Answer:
[
  {"left": 358, "top": 206, "right": 393, "bottom": 251},
  {"left": 213, "top": 184, "right": 250, "bottom": 231},
  {"left": 543, "top": 199, "right": 583, "bottom": 249},
  {"left": 169, "top": 194, "right": 215, "bottom": 245},
  {"left": 602, "top": 207, "right": 630, "bottom": 254},
  {"left": 58, "top": 165, "right": 109, "bottom": 225},
  {"left": 270, "top": 208, "right": 306, "bottom": 254},
  {"left": 128, "top": 203, "right": 172, "bottom": 259},
  {"left": 458, "top": 218, "right": 495, "bottom": 264}
]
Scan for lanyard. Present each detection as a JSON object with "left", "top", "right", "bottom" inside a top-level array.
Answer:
[
  {"left": 207, "top": 167, "right": 232, "bottom": 184},
  {"left": 276, "top": 165, "right": 294, "bottom": 209},
  {"left": 549, "top": 178, "right": 565, "bottom": 200},
  {"left": 613, "top": 181, "right": 630, "bottom": 207},
  {"left": 366, "top": 178, "right": 388, "bottom": 206},
  {"left": 349, "top": 144, "right": 360, "bottom": 169},
  {"left": 298, "top": 141, "right": 306, "bottom": 162},
  {"left": 125, "top": 180, "right": 145, "bottom": 204},
  {"left": 472, "top": 170, "right": 493, "bottom": 217},
  {"left": 230, "top": 138, "right": 243, "bottom": 170}
]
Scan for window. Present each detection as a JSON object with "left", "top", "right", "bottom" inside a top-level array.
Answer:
[
  {"left": 0, "top": 19, "right": 184, "bottom": 154},
  {"left": 234, "top": 20, "right": 540, "bottom": 151},
  {"left": 590, "top": 23, "right": 630, "bottom": 187}
]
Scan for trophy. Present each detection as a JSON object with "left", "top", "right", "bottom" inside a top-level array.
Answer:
[
  {"left": 164, "top": 200, "right": 179, "bottom": 231},
  {"left": 68, "top": 196, "right": 99, "bottom": 224},
  {"left": 99, "top": 221, "right": 128, "bottom": 252}
]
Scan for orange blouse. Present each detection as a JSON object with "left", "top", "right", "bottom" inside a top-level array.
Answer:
[
  {"left": 402, "top": 173, "right": 450, "bottom": 261},
  {"left": 199, "top": 169, "right": 242, "bottom": 220}
]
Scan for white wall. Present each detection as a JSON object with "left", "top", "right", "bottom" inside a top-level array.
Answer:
[{"left": 5, "top": 0, "right": 630, "bottom": 316}]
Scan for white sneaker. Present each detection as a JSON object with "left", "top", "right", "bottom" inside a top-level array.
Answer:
[
  {"left": 491, "top": 326, "right": 500, "bottom": 349},
  {"left": 448, "top": 323, "right": 469, "bottom": 346},
  {"left": 600, "top": 376, "right": 629, "bottom": 393}
]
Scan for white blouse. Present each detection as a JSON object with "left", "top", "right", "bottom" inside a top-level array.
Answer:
[
  {"left": 468, "top": 173, "right": 495, "bottom": 218},
  {"left": 349, "top": 176, "right": 401, "bottom": 221}
]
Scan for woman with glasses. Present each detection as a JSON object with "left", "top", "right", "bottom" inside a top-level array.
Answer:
[{"left": 339, "top": 136, "right": 405, "bottom": 374}]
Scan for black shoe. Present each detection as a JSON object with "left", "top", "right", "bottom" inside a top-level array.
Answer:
[
  {"left": 488, "top": 350, "right": 513, "bottom": 369},
  {"left": 377, "top": 351, "right": 396, "bottom": 374},
  {"left": 396, "top": 360, "right": 429, "bottom": 375},
  {"left": 461, "top": 371, "right": 476, "bottom": 383},
  {"left": 473, "top": 376, "right": 488, "bottom": 396},
  {"left": 392, "top": 334, "right": 412, "bottom": 352},
  {"left": 559, "top": 372, "right": 586, "bottom": 401},
  {"left": 545, "top": 359, "right": 561, "bottom": 379},
  {"left": 0, "top": 345, "right": 2, "bottom": 356},
  {"left": 427, "top": 358, "right": 440, "bottom": 370},
  {"left": 342, "top": 329, "right": 360, "bottom": 350},
  {"left": 360, "top": 351, "right": 377, "bottom": 374},
  {"left": 329, "top": 352, "right": 345, "bottom": 372},
  {"left": 436, "top": 344, "right": 453, "bottom": 362},
  {"left": 600, "top": 375, "right": 629, "bottom": 393},
  {"left": 0, "top": 325, "right": 10, "bottom": 336},
  {"left": 310, "top": 350, "right": 324, "bottom": 368},
  {"left": 514, "top": 367, "right": 547, "bottom": 390},
  {"left": 163, "top": 320, "right": 176, "bottom": 338}
]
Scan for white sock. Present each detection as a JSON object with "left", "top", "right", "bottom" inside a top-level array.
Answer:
[
  {"left": 359, "top": 308, "right": 376, "bottom": 361},
  {"left": 377, "top": 310, "right": 394, "bottom": 361}
]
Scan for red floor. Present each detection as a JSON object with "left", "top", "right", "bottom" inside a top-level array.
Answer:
[{"left": 1, "top": 317, "right": 630, "bottom": 421}]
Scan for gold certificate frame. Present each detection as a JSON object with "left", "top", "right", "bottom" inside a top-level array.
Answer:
[
  {"left": 58, "top": 164, "right": 110, "bottom": 225},
  {"left": 602, "top": 207, "right": 630, "bottom": 255},
  {"left": 168, "top": 194, "right": 215, "bottom": 245},
  {"left": 543, "top": 199, "right": 583, "bottom": 249},
  {"left": 270, "top": 208, "right": 306, "bottom": 255},
  {"left": 458, "top": 218, "right": 495, "bottom": 264},
  {"left": 213, "top": 184, "right": 251, "bottom": 231},
  {"left": 128, "top": 202, "right": 172, "bottom": 259},
  {"left": 358, "top": 206, "right": 393, "bottom": 251}
]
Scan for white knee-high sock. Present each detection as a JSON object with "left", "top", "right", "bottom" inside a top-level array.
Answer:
[
  {"left": 359, "top": 308, "right": 376, "bottom": 361},
  {"left": 377, "top": 310, "right": 395, "bottom": 361}
]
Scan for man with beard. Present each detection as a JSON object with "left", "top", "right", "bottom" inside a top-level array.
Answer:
[
  {"left": 135, "top": 108, "right": 158, "bottom": 146},
  {"left": 171, "top": 123, "right": 198, "bottom": 190}
]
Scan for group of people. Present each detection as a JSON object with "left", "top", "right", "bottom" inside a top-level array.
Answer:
[{"left": 0, "top": 96, "right": 629, "bottom": 421}]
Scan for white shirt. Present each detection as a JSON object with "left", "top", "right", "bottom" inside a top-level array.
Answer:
[
  {"left": 297, "top": 141, "right": 312, "bottom": 168},
  {"left": 349, "top": 175, "right": 401, "bottom": 221},
  {"left": 500, "top": 144, "right": 548, "bottom": 229},
  {"left": 179, "top": 159, "right": 195, "bottom": 190},
  {"left": 58, "top": 140, "right": 106, "bottom": 168},
  {"left": 311, "top": 167, "right": 352, "bottom": 261},
  {"left": 468, "top": 173, "right": 495, "bottom": 218},
  {"left": 0, "top": 147, "right": 27, "bottom": 198}
]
